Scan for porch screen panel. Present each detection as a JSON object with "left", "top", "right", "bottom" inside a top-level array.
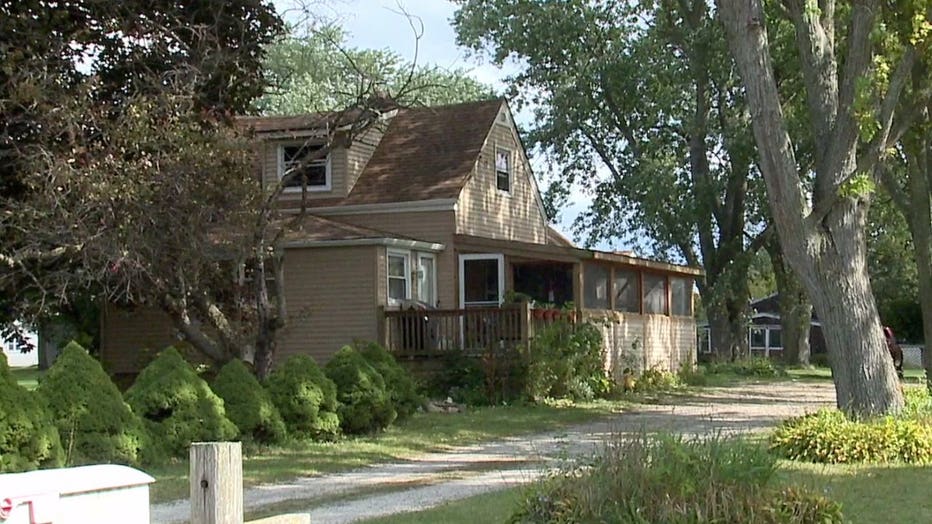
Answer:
[
  {"left": 750, "top": 327, "right": 767, "bottom": 349},
  {"left": 768, "top": 327, "right": 783, "bottom": 349},
  {"left": 613, "top": 269, "right": 640, "bottom": 313},
  {"left": 583, "top": 264, "right": 609, "bottom": 309},
  {"left": 670, "top": 277, "right": 693, "bottom": 316},
  {"left": 642, "top": 274, "right": 666, "bottom": 314}
]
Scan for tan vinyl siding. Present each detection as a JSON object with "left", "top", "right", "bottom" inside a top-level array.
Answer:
[
  {"left": 100, "top": 304, "right": 178, "bottom": 374},
  {"left": 337, "top": 211, "right": 458, "bottom": 309},
  {"left": 456, "top": 118, "right": 548, "bottom": 244},
  {"left": 277, "top": 245, "right": 379, "bottom": 365},
  {"left": 261, "top": 140, "right": 348, "bottom": 200}
]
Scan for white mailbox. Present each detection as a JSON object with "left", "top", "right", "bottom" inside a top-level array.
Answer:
[{"left": 0, "top": 464, "right": 154, "bottom": 524}]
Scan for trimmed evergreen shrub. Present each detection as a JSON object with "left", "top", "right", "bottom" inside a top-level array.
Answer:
[
  {"left": 705, "top": 356, "right": 783, "bottom": 377},
  {"left": 266, "top": 355, "right": 340, "bottom": 440},
  {"left": 124, "top": 347, "right": 237, "bottom": 459},
  {"left": 38, "top": 341, "right": 146, "bottom": 465},
  {"left": 212, "top": 359, "right": 287, "bottom": 445},
  {"left": 0, "top": 353, "right": 64, "bottom": 472},
  {"left": 326, "top": 346, "right": 396, "bottom": 434},
  {"left": 356, "top": 341, "right": 423, "bottom": 418}
]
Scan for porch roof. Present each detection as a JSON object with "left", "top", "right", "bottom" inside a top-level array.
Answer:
[
  {"left": 453, "top": 234, "right": 703, "bottom": 277},
  {"left": 282, "top": 215, "right": 445, "bottom": 252}
]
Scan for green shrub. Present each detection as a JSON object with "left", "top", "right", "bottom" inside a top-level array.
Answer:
[
  {"left": 266, "top": 355, "right": 340, "bottom": 440},
  {"left": 124, "top": 347, "right": 237, "bottom": 459},
  {"left": 0, "top": 353, "right": 64, "bottom": 472},
  {"left": 212, "top": 359, "right": 287, "bottom": 445},
  {"left": 677, "top": 364, "right": 708, "bottom": 386},
  {"left": 325, "top": 346, "right": 396, "bottom": 434},
  {"left": 509, "top": 433, "right": 842, "bottom": 523},
  {"left": 526, "top": 320, "right": 609, "bottom": 402},
  {"left": 706, "top": 356, "right": 784, "bottom": 377},
  {"left": 356, "top": 341, "right": 424, "bottom": 418},
  {"left": 633, "top": 367, "right": 683, "bottom": 393},
  {"left": 38, "top": 341, "right": 146, "bottom": 465},
  {"left": 771, "top": 407, "right": 932, "bottom": 464},
  {"left": 430, "top": 352, "right": 488, "bottom": 405}
]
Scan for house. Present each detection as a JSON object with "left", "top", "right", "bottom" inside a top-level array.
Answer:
[
  {"left": 697, "top": 293, "right": 826, "bottom": 358},
  {"left": 99, "top": 99, "right": 702, "bottom": 380}
]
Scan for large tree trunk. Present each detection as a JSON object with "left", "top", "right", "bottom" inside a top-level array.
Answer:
[
  {"left": 717, "top": 0, "right": 904, "bottom": 416},
  {"left": 706, "top": 293, "right": 750, "bottom": 361},
  {"left": 768, "top": 239, "right": 811, "bottom": 365}
]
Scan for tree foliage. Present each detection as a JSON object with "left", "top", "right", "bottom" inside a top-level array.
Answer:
[
  {"left": 258, "top": 25, "right": 495, "bottom": 115},
  {"left": 453, "top": 0, "right": 767, "bottom": 359}
]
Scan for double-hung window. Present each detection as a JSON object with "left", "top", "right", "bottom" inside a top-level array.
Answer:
[
  {"left": 278, "top": 143, "right": 330, "bottom": 191},
  {"left": 417, "top": 254, "right": 436, "bottom": 306},
  {"left": 387, "top": 250, "right": 411, "bottom": 305},
  {"left": 495, "top": 148, "right": 511, "bottom": 193}
]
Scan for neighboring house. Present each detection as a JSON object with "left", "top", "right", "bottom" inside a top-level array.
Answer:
[
  {"left": 697, "top": 293, "right": 826, "bottom": 358},
  {"left": 100, "top": 99, "right": 702, "bottom": 379}
]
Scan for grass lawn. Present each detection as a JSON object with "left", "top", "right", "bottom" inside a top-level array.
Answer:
[
  {"left": 360, "top": 486, "right": 526, "bottom": 524},
  {"left": 148, "top": 399, "right": 626, "bottom": 503},
  {"left": 10, "top": 365, "right": 41, "bottom": 389},
  {"left": 778, "top": 460, "right": 932, "bottom": 524}
]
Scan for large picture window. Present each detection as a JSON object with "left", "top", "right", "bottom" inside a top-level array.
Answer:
[
  {"left": 642, "top": 274, "right": 667, "bottom": 314},
  {"left": 387, "top": 250, "right": 410, "bottom": 305},
  {"left": 278, "top": 143, "right": 330, "bottom": 191}
]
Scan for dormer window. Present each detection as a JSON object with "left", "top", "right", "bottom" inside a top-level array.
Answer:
[
  {"left": 495, "top": 148, "right": 511, "bottom": 193},
  {"left": 278, "top": 143, "right": 331, "bottom": 192}
]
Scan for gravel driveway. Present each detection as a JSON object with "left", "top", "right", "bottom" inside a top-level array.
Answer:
[{"left": 151, "top": 380, "right": 836, "bottom": 524}]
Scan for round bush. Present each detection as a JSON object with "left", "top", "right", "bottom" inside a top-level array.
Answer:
[
  {"left": 0, "top": 353, "right": 64, "bottom": 472},
  {"left": 326, "top": 346, "right": 396, "bottom": 434},
  {"left": 124, "top": 347, "right": 237, "bottom": 459},
  {"left": 771, "top": 407, "right": 932, "bottom": 464},
  {"left": 38, "top": 341, "right": 146, "bottom": 465},
  {"left": 266, "top": 355, "right": 340, "bottom": 440},
  {"left": 212, "top": 359, "right": 287, "bottom": 445},
  {"left": 356, "top": 342, "right": 423, "bottom": 419}
]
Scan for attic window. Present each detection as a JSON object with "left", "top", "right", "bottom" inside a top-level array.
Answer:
[
  {"left": 278, "top": 143, "right": 330, "bottom": 191},
  {"left": 495, "top": 148, "right": 511, "bottom": 193}
]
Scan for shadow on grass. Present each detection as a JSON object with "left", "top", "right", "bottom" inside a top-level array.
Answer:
[{"left": 778, "top": 461, "right": 932, "bottom": 524}]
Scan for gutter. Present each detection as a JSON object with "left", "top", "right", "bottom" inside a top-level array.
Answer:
[{"left": 283, "top": 237, "right": 445, "bottom": 252}]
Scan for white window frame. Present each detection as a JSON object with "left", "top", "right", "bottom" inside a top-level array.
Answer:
[
  {"left": 416, "top": 253, "right": 438, "bottom": 307},
  {"left": 494, "top": 147, "right": 512, "bottom": 194},
  {"left": 387, "top": 249, "right": 411, "bottom": 306},
  {"left": 277, "top": 142, "right": 332, "bottom": 193}
]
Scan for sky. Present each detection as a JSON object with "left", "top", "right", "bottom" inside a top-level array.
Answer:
[{"left": 271, "top": 0, "right": 606, "bottom": 248}]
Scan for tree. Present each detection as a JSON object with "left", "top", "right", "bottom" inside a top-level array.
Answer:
[
  {"left": 258, "top": 25, "right": 495, "bottom": 115},
  {"left": 867, "top": 193, "right": 923, "bottom": 343},
  {"left": 715, "top": 0, "right": 920, "bottom": 415},
  {"left": 453, "top": 0, "right": 767, "bottom": 360}
]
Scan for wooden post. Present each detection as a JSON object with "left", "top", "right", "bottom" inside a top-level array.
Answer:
[
  {"left": 519, "top": 300, "right": 532, "bottom": 357},
  {"left": 190, "top": 442, "right": 243, "bottom": 524}
]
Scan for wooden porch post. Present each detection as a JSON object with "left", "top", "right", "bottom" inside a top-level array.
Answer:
[
  {"left": 519, "top": 301, "right": 532, "bottom": 357},
  {"left": 574, "top": 262, "right": 583, "bottom": 311},
  {"left": 377, "top": 306, "right": 388, "bottom": 349}
]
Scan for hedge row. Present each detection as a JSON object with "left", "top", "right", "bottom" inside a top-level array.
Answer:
[{"left": 0, "top": 341, "right": 423, "bottom": 472}]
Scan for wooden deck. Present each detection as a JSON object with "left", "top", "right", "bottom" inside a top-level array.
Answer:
[{"left": 381, "top": 303, "right": 572, "bottom": 358}]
